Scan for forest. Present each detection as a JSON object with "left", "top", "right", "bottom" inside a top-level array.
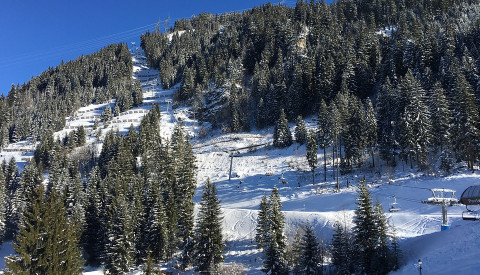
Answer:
[
  {"left": 0, "top": 0, "right": 479, "bottom": 273},
  {"left": 141, "top": 0, "right": 480, "bottom": 172}
]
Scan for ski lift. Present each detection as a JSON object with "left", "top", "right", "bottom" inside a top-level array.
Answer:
[
  {"left": 279, "top": 173, "right": 288, "bottom": 184},
  {"left": 265, "top": 165, "right": 274, "bottom": 176},
  {"left": 462, "top": 208, "right": 480, "bottom": 221},
  {"left": 422, "top": 188, "right": 460, "bottom": 231},
  {"left": 389, "top": 195, "right": 401, "bottom": 212},
  {"left": 460, "top": 185, "right": 480, "bottom": 221}
]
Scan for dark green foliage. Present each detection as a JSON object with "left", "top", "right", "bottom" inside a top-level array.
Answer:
[
  {"left": 0, "top": 168, "right": 6, "bottom": 241},
  {"left": 1, "top": 43, "right": 132, "bottom": 144},
  {"left": 317, "top": 100, "right": 331, "bottom": 182},
  {"left": 294, "top": 116, "right": 307, "bottom": 144},
  {"left": 298, "top": 224, "right": 322, "bottom": 275},
  {"left": 257, "top": 186, "right": 288, "bottom": 274},
  {"left": 194, "top": 179, "right": 224, "bottom": 273},
  {"left": 353, "top": 183, "right": 397, "bottom": 274},
  {"left": 331, "top": 221, "right": 355, "bottom": 275},
  {"left": 306, "top": 130, "right": 318, "bottom": 184},
  {"left": 139, "top": 0, "right": 480, "bottom": 171},
  {"left": 101, "top": 105, "right": 113, "bottom": 124},
  {"left": 5, "top": 185, "right": 84, "bottom": 275},
  {"left": 255, "top": 194, "right": 269, "bottom": 249},
  {"left": 273, "top": 109, "right": 292, "bottom": 148}
]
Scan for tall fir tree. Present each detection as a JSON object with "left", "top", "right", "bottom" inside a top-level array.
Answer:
[
  {"left": 273, "top": 109, "right": 293, "bottom": 148},
  {"left": 194, "top": 179, "right": 224, "bottom": 273},
  {"left": 298, "top": 224, "right": 322, "bottom": 275},
  {"left": 317, "top": 99, "right": 331, "bottom": 182},
  {"left": 306, "top": 130, "right": 319, "bottom": 185},
  {"left": 256, "top": 194, "right": 270, "bottom": 250},
  {"left": 5, "top": 185, "right": 84, "bottom": 274},
  {"left": 294, "top": 115, "right": 307, "bottom": 145}
]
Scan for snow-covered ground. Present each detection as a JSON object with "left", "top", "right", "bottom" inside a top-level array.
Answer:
[{"left": 1, "top": 47, "right": 479, "bottom": 274}]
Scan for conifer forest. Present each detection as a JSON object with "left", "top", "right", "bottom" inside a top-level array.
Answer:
[{"left": 1, "top": 0, "right": 480, "bottom": 274}]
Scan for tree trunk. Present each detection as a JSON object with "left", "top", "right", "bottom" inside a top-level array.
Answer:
[
  {"left": 324, "top": 146, "right": 327, "bottom": 182},
  {"left": 371, "top": 146, "right": 375, "bottom": 168},
  {"left": 332, "top": 144, "right": 336, "bottom": 179}
]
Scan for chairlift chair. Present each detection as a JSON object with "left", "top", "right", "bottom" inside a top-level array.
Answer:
[
  {"left": 462, "top": 208, "right": 480, "bottom": 221},
  {"left": 389, "top": 195, "right": 401, "bottom": 212},
  {"left": 279, "top": 173, "right": 288, "bottom": 184},
  {"left": 460, "top": 185, "right": 480, "bottom": 221}
]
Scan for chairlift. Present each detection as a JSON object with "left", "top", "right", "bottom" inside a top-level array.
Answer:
[
  {"left": 460, "top": 186, "right": 480, "bottom": 221},
  {"left": 265, "top": 165, "right": 274, "bottom": 176},
  {"left": 462, "top": 207, "right": 480, "bottom": 221},
  {"left": 389, "top": 195, "right": 401, "bottom": 212},
  {"left": 279, "top": 173, "right": 288, "bottom": 184}
]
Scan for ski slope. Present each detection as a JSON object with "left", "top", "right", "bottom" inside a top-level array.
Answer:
[{"left": 1, "top": 47, "right": 479, "bottom": 274}]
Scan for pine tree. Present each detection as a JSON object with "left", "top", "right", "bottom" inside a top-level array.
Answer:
[
  {"left": 83, "top": 167, "right": 105, "bottom": 265},
  {"left": 262, "top": 186, "right": 288, "bottom": 274},
  {"left": 273, "top": 109, "right": 292, "bottom": 148},
  {"left": 331, "top": 220, "right": 355, "bottom": 275},
  {"left": 329, "top": 102, "right": 341, "bottom": 189},
  {"left": 294, "top": 115, "right": 307, "bottom": 145},
  {"left": 101, "top": 105, "right": 113, "bottom": 124},
  {"left": 364, "top": 99, "right": 377, "bottom": 167},
  {"left": 451, "top": 73, "right": 480, "bottom": 170},
  {"left": 376, "top": 79, "right": 397, "bottom": 165},
  {"left": 194, "top": 179, "right": 224, "bottom": 273},
  {"left": 306, "top": 130, "right": 318, "bottom": 185},
  {"left": 256, "top": 194, "right": 269, "bottom": 249},
  {"left": 5, "top": 185, "right": 84, "bottom": 274},
  {"left": 0, "top": 168, "right": 6, "bottom": 241},
  {"left": 103, "top": 179, "right": 135, "bottom": 274},
  {"left": 428, "top": 82, "right": 451, "bottom": 152},
  {"left": 146, "top": 187, "right": 168, "bottom": 262},
  {"left": 299, "top": 224, "right": 322, "bottom": 275},
  {"left": 317, "top": 99, "right": 331, "bottom": 182}
]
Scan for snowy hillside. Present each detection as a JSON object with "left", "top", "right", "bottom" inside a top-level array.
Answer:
[{"left": 1, "top": 47, "right": 479, "bottom": 274}]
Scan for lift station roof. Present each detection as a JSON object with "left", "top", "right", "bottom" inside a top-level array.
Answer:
[{"left": 460, "top": 185, "right": 480, "bottom": 205}]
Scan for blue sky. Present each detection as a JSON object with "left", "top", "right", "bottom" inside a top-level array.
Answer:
[{"left": 0, "top": 0, "right": 297, "bottom": 95}]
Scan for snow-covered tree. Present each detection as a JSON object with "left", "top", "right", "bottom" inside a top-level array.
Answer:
[
  {"left": 298, "top": 224, "right": 322, "bottom": 275},
  {"left": 294, "top": 115, "right": 307, "bottom": 145},
  {"left": 194, "top": 179, "right": 224, "bottom": 273},
  {"left": 306, "top": 130, "right": 318, "bottom": 185},
  {"left": 273, "top": 109, "right": 293, "bottom": 148}
]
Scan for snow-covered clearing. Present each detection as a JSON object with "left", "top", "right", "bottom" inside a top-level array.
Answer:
[{"left": 0, "top": 46, "right": 479, "bottom": 274}]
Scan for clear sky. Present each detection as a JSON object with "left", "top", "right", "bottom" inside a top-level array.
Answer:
[{"left": 0, "top": 0, "right": 297, "bottom": 95}]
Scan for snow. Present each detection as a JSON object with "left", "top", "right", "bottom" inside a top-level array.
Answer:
[{"left": 1, "top": 45, "right": 479, "bottom": 274}]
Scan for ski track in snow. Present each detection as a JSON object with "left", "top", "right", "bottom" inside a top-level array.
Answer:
[{"left": 1, "top": 46, "right": 480, "bottom": 274}]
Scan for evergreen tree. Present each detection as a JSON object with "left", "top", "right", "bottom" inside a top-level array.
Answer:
[
  {"left": 451, "top": 73, "right": 480, "bottom": 170},
  {"left": 428, "top": 82, "right": 451, "bottom": 152},
  {"left": 294, "top": 115, "right": 307, "bottom": 145},
  {"left": 256, "top": 194, "right": 270, "bottom": 250},
  {"left": 364, "top": 99, "right": 377, "bottom": 167},
  {"left": 273, "top": 109, "right": 292, "bottom": 148},
  {"left": 5, "top": 185, "right": 84, "bottom": 274},
  {"left": 331, "top": 220, "right": 355, "bottom": 275},
  {"left": 262, "top": 186, "right": 288, "bottom": 274},
  {"left": 298, "top": 224, "right": 322, "bottom": 275},
  {"left": 194, "top": 179, "right": 224, "bottom": 273},
  {"left": 5, "top": 158, "right": 20, "bottom": 239},
  {"left": 317, "top": 100, "right": 331, "bottom": 182},
  {"left": 306, "top": 130, "right": 319, "bottom": 185},
  {"left": 376, "top": 79, "right": 397, "bottom": 165},
  {"left": 101, "top": 105, "right": 113, "bottom": 124},
  {"left": 353, "top": 183, "right": 377, "bottom": 274},
  {"left": 0, "top": 169, "right": 6, "bottom": 241},
  {"left": 103, "top": 180, "right": 135, "bottom": 274}
]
